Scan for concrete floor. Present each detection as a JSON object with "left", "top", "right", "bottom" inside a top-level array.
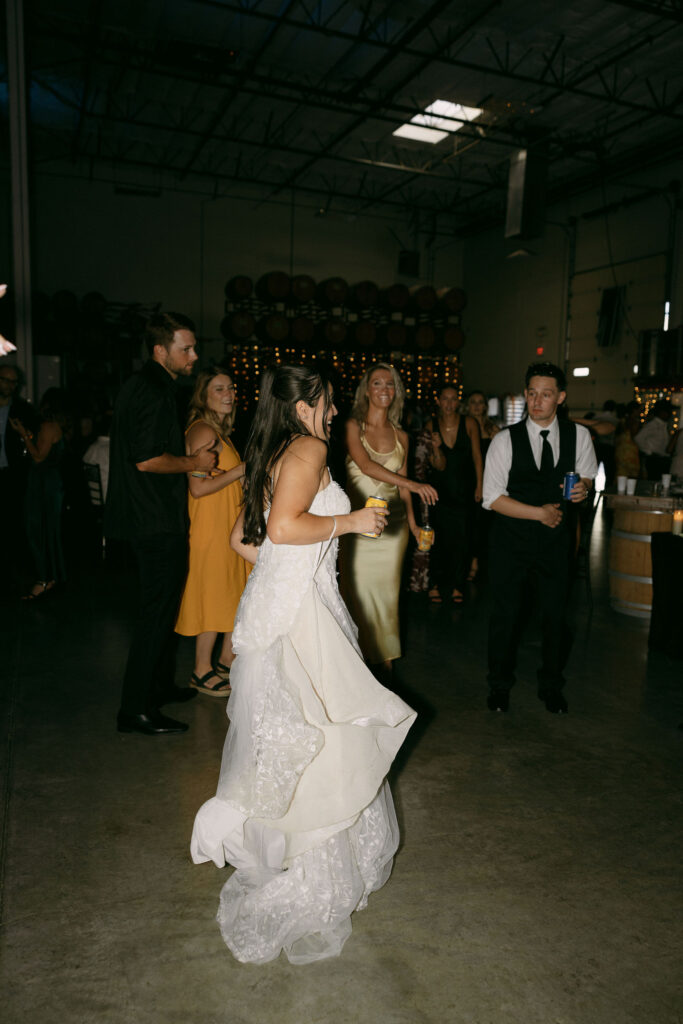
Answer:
[{"left": 1, "top": 509, "right": 682, "bottom": 1024}]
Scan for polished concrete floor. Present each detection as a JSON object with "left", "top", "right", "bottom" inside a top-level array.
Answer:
[{"left": 1, "top": 510, "right": 682, "bottom": 1024}]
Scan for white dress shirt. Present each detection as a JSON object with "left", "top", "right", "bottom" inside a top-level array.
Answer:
[
  {"left": 634, "top": 417, "right": 670, "bottom": 456},
  {"left": 483, "top": 416, "right": 598, "bottom": 510},
  {"left": 83, "top": 436, "right": 111, "bottom": 498}
]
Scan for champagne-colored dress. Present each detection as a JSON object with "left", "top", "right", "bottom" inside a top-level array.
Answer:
[
  {"left": 341, "top": 426, "right": 409, "bottom": 663},
  {"left": 175, "top": 427, "right": 250, "bottom": 636}
]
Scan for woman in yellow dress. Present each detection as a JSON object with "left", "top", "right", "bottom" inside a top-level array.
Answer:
[
  {"left": 175, "top": 368, "right": 250, "bottom": 696},
  {"left": 342, "top": 363, "right": 438, "bottom": 675}
]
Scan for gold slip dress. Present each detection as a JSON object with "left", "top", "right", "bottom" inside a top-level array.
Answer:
[{"left": 341, "top": 425, "right": 409, "bottom": 663}]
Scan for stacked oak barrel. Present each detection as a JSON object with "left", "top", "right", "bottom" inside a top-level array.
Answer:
[{"left": 221, "top": 272, "right": 466, "bottom": 355}]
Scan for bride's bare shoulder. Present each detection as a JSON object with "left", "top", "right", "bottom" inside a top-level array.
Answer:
[{"left": 286, "top": 435, "right": 328, "bottom": 467}]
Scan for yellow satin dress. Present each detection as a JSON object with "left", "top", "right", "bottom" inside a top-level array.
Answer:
[
  {"left": 175, "top": 427, "right": 250, "bottom": 636},
  {"left": 341, "top": 426, "right": 409, "bottom": 664}
]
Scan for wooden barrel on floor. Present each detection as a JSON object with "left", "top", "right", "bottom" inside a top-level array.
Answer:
[
  {"left": 437, "top": 286, "right": 467, "bottom": 313},
  {"left": 381, "top": 283, "right": 410, "bottom": 311},
  {"left": 290, "top": 315, "right": 316, "bottom": 346},
  {"left": 290, "top": 275, "right": 316, "bottom": 304},
  {"left": 220, "top": 310, "right": 255, "bottom": 341},
  {"left": 224, "top": 275, "right": 253, "bottom": 301},
  {"left": 443, "top": 325, "right": 465, "bottom": 352},
  {"left": 608, "top": 507, "right": 673, "bottom": 617},
  {"left": 256, "top": 272, "right": 290, "bottom": 303}
]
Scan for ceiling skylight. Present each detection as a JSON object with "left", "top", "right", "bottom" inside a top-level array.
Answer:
[{"left": 393, "top": 100, "right": 483, "bottom": 144}]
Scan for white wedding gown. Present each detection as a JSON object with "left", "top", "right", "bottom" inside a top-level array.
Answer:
[{"left": 191, "top": 480, "right": 416, "bottom": 964}]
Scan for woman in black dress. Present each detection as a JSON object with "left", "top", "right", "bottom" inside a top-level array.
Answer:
[
  {"left": 465, "top": 390, "right": 500, "bottom": 583},
  {"left": 426, "top": 385, "right": 482, "bottom": 603}
]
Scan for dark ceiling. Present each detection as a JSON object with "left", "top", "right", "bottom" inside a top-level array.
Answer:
[{"left": 4, "top": 0, "right": 683, "bottom": 233}]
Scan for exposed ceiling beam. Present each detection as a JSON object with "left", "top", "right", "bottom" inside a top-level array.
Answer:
[
  {"left": 191, "top": 0, "right": 683, "bottom": 119},
  {"left": 33, "top": 74, "right": 498, "bottom": 189},
  {"left": 33, "top": 146, "right": 467, "bottom": 219},
  {"left": 607, "top": 0, "right": 683, "bottom": 21},
  {"left": 30, "top": 23, "right": 528, "bottom": 154},
  {"left": 267, "top": 0, "right": 502, "bottom": 199},
  {"left": 178, "top": 0, "right": 301, "bottom": 177},
  {"left": 71, "top": 0, "right": 103, "bottom": 160}
]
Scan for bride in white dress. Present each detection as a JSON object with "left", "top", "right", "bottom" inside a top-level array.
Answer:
[{"left": 191, "top": 364, "right": 416, "bottom": 965}]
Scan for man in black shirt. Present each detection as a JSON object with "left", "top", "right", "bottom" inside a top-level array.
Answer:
[{"left": 105, "top": 313, "right": 217, "bottom": 735}]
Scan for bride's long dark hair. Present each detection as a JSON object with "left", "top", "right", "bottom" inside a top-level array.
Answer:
[{"left": 242, "top": 364, "right": 332, "bottom": 546}]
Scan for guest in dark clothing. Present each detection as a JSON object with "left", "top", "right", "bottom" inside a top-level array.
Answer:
[
  {"left": 105, "top": 312, "right": 218, "bottom": 737},
  {"left": 0, "top": 364, "right": 38, "bottom": 586},
  {"left": 426, "top": 385, "right": 482, "bottom": 604},
  {"left": 10, "top": 388, "right": 69, "bottom": 600},
  {"left": 465, "top": 390, "right": 499, "bottom": 584},
  {"left": 483, "top": 363, "right": 597, "bottom": 715}
]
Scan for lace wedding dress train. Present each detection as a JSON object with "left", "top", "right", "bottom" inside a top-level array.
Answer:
[{"left": 191, "top": 481, "right": 416, "bottom": 964}]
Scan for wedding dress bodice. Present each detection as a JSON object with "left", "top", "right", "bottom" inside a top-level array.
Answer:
[{"left": 232, "top": 479, "right": 355, "bottom": 653}]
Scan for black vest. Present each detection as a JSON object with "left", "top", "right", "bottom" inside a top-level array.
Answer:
[{"left": 493, "top": 417, "right": 577, "bottom": 548}]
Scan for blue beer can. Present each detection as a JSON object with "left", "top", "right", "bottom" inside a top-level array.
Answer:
[{"left": 563, "top": 471, "right": 580, "bottom": 500}]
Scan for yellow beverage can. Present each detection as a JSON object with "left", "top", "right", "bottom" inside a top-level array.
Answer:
[
  {"left": 418, "top": 526, "right": 434, "bottom": 551},
  {"left": 362, "top": 495, "right": 388, "bottom": 537}
]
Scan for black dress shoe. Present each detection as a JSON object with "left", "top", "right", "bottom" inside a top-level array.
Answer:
[
  {"left": 487, "top": 689, "right": 510, "bottom": 712},
  {"left": 117, "top": 711, "right": 189, "bottom": 735},
  {"left": 538, "top": 690, "right": 568, "bottom": 714},
  {"left": 157, "top": 685, "right": 197, "bottom": 705}
]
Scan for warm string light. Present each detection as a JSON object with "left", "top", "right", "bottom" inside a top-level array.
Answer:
[
  {"left": 634, "top": 384, "right": 681, "bottom": 433},
  {"left": 222, "top": 343, "right": 461, "bottom": 412}
]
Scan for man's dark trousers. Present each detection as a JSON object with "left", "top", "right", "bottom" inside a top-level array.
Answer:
[
  {"left": 119, "top": 533, "right": 187, "bottom": 716},
  {"left": 487, "top": 528, "right": 571, "bottom": 694}
]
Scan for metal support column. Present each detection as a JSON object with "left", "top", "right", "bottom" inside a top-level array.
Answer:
[{"left": 6, "top": 0, "right": 34, "bottom": 400}]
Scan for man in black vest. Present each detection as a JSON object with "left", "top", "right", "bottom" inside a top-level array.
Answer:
[
  {"left": 105, "top": 313, "right": 218, "bottom": 735},
  {"left": 483, "top": 363, "right": 597, "bottom": 714}
]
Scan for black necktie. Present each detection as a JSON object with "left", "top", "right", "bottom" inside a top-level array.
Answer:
[{"left": 540, "top": 429, "right": 553, "bottom": 474}]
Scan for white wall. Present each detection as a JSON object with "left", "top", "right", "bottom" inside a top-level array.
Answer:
[
  {"left": 461, "top": 162, "right": 682, "bottom": 410},
  {"left": 30, "top": 172, "right": 464, "bottom": 342}
]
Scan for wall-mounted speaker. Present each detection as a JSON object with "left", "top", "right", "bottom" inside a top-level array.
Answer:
[{"left": 505, "top": 147, "right": 548, "bottom": 240}]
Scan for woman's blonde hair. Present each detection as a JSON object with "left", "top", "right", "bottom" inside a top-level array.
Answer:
[
  {"left": 187, "top": 367, "right": 236, "bottom": 440},
  {"left": 351, "top": 362, "right": 405, "bottom": 428}
]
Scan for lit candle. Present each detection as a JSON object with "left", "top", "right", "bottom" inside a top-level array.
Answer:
[{"left": 673, "top": 510, "right": 683, "bottom": 536}]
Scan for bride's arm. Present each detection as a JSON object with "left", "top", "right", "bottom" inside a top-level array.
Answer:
[
  {"left": 267, "top": 436, "right": 386, "bottom": 545},
  {"left": 230, "top": 508, "right": 259, "bottom": 564}
]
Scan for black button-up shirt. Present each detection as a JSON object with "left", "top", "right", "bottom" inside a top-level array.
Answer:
[{"left": 104, "top": 360, "right": 187, "bottom": 540}]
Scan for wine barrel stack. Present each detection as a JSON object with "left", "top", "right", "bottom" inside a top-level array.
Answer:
[
  {"left": 221, "top": 272, "right": 467, "bottom": 410},
  {"left": 221, "top": 273, "right": 467, "bottom": 357}
]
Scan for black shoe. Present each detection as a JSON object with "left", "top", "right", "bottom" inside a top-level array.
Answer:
[
  {"left": 157, "top": 685, "right": 197, "bottom": 705},
  {"left": 117, "top": 710, "right": 189, "bottom": 735},
  {"left": 538, "top": 690, "right": 568, "bottom": 714},
  {"left": 487, "top": 689, "right": 510, "bottom": 712}
]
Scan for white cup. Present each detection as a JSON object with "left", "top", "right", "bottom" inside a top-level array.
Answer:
[
  {"left": 617, "top": 475, "right": 627, "bottom": 494},
  {"left": 626, "top": 478, "right": 637, "bottom": 495},
  {"left": 662, "top": 474, "right": 672, "bottom": 492}
]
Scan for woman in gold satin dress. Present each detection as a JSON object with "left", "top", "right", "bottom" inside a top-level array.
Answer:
[
  {"left": 342, "top": 363, "right": 438, "bottom": 673},
  {"left": 175, "top": 369, "right": 250, "bottom": 696}
]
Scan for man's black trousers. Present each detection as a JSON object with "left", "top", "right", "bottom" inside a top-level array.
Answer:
[
  {"left": 119, "top": 533, "right": 188, "bottom": 715},
  {"left": 487, "top": 525, "right": 571, "bottom": 694}
]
